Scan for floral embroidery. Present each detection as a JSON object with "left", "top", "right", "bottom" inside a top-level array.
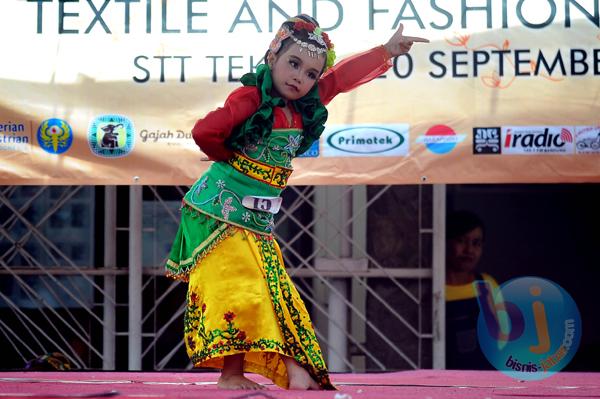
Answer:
[
  {"left": 266, "top": 220, "right": 275, "bottom": 233},
  {"left": 221, "top": 197, "right": 237, "bottom": 220},
  {"left": 241, "top": 130, "right": 299, "bottom": 168},
  {"left": 187, "top": 335, "right": 196, "bottom": 351},
  {"left": 195, "top": 177, "right": 208, "bottom": 195},
  {"left": 183, "top": 173, "right": 273, "bottom": 234},
  {"left": 188, "top": 177, "right": 218, "bottom": 207},
  {"left": 183, "top": 235, "right": 333, "bottom": 389},
  {"left": 284, "top": 134, "right": 302, "bottom": 154},
  {"left": 255, "top": 235, "right": 332, "bottom": 388},
  {"left": 185, "top": 302, "right": 286, "bottom": 364},
  {"left": 224, "top": 311, "right": 235, "bottom": 322}
]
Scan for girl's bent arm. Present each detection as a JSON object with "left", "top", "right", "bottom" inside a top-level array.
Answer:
[
  {"left": 318, "top": 45, "right": 392, "bottom": 106},
  {"left": 192, "top": 86, "right": 261, "bottom": 161}
]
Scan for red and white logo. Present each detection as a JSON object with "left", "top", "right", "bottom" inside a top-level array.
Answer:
[{"left": 502, "top": 126, "right": 575, "bottom": 155}]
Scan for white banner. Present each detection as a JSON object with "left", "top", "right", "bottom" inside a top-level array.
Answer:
[{"left": 1, "top": 0, "right": 599, "bottom": 185}]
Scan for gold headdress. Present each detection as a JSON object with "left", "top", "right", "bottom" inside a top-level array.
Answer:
[{"left": 268, "top": 16, "right": 336, "bottom": 70}]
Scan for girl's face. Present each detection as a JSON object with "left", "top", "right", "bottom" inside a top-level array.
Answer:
[
  {"left": 447, "top": 227, "right": 483, "bottom": 274},
  {"left": 269, "top": 44, "right": 326, "bottom": 101}
]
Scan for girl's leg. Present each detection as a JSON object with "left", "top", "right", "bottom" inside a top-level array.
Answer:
[
  {"left": 217, "top": 354, "right": 264, "bottom": 390},
  {"left": 282, "top": 356, "right": 321, "bottom": 390}
]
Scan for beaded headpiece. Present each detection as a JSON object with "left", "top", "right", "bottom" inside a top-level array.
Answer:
[{"left": 268, "top": 16, "right": 336, "bottom": 71}]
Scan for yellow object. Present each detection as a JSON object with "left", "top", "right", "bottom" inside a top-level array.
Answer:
[
  {"left": 228, "top": 151, "right": 293, "bottom": 189},
  {"left": 446, "top": 273, "right": 499, "bottom": 302},
  {"left": 184, "top": 227, "right": 333, "bottom": 389}
]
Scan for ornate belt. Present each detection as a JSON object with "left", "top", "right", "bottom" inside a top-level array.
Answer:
[{"left": 228, "top": 152, "right": 292, "bottom": 189}]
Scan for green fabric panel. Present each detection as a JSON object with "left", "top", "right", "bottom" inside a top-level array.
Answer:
[{"left": 165, "top": 205, "right": 234, "bottom": 280}]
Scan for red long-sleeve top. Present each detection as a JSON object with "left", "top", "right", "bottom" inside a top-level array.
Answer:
[{"left": 193, "top": 46, "right": 392, "bottom": 161}]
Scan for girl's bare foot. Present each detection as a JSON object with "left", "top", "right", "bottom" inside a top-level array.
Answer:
[
  {"left": 218, "top": 353, "right": 264, "bottom": 390},
  {"left": 217, "top": 374, "right": 264, "bottom": 390},
  {"left": 282, "top": 356, "right": 320, "bottom": 390}
]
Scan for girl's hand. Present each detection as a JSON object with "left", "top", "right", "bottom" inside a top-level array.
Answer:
[{"left": 384, "top": 23, "right": 429, "bottom": 57}]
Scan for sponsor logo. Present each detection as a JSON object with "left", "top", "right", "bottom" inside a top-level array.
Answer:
[
  {"left": 36, "top": 118, "right": 73, "bottom": 154},
  {"left": 473, "top": 127, "right": 501, "bottom": 154},
  {"left": 88, "top": 115, "right": 135, "bottom": 158},
  {"left": 139, "top": 128, "right": 194, "bottom": 146},
  {"left": 322, "top": 124, "right": 409, "bottom": 157},
  {"left": 477, "top": 277, "right": 581, "bottom": 381},
  {"left": 297, "top": 140, "right": 319, "bottom": 158},
  {"left": 1, "top": 120, "right": 30, "bottom": 152},
  {"left": 575, "top": 126, "right": 600, "bottom": 154},
  {"left": 502, "top": 126, "right": 575, "bottom": 154},
  {"left": 416, "top": 124, "right": 466, "bottom": 154}
]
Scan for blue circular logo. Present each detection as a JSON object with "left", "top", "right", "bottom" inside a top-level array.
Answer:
[
  {"left": 36, "top": 118, "right": 74, "bottom": 154},
  {"left": 476, "top": 277, "right": 581, "bottom": 380}
]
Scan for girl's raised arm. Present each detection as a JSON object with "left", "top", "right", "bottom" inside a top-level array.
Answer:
[{"left": 318, "top": 23, "right": 428, "bottom": 105}]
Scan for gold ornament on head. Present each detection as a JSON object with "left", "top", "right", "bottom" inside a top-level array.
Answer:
[{"left": 268, "top": 16, "right": 336, "bottom": 70}]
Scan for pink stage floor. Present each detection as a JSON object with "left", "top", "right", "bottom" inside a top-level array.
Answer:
[{"left": 1, "top": 370, "right": 599, "bottom": 399}]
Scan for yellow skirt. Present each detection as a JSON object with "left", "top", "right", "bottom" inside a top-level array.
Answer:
[{"left": 183, "top": 227, "right": 334, "bottom": 389}]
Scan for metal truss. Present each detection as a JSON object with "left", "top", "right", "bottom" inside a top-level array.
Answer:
[
  {"left": 0, "top": 184, "right": 444, "bottom": 372},
  {"left": 0, "top": 186, "right": 112, "bottom": 369}
]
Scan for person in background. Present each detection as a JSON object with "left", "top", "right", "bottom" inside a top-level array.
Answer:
[{"left": 445, "top": 210, "right": 499, "bottom": 370}]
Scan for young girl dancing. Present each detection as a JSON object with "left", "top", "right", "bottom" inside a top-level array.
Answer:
[{"left": 166, "top": 15, "right": 427, "bottom": 390}]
